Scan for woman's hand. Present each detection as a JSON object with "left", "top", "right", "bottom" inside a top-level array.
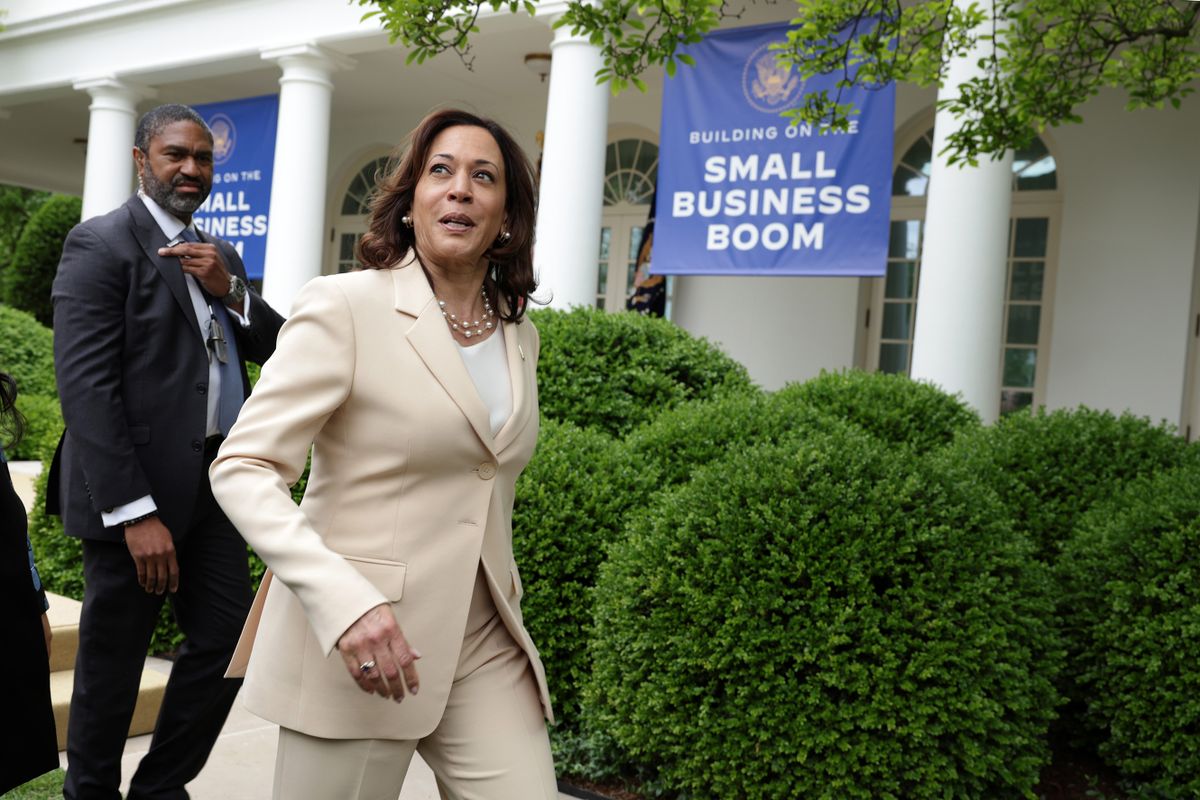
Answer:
[{"left": 336, "top": 603, "right": 422, "bottom": 702}]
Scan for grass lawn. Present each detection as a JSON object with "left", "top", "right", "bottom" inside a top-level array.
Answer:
[{"left": 1, "top": 769, "right": 65, "bottom": 799}]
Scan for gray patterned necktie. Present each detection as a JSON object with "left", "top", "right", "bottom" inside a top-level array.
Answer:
[{"left": 180, "top": 228, "right": 243, "bottom": 436}]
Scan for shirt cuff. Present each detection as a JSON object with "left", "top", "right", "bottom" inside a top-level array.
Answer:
[
  {"left": 227, "top": 293, "right": 252, "bottom": 327},
  {"left": 101, "top": 495, "right": 158, "bottom": 528}
]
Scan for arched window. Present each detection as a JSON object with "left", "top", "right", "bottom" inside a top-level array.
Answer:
[
  {"left": 869, "top": 127, "right": 1060, "bottom": 414},
  {"left": 597, "top": 138, "right": 665, "bottom": 312},
  {"left": 329, "top": 155, "right": 391, "bottom": 274}
]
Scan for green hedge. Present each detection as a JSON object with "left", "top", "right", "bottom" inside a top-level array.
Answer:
[
  {"left": 1057, "top": 467, "right": 1200, "bottom": 797},
  {"left": 4, "top": 194, "right": 81, "bottom": 327},
  {"left": 8, "top": 393, "right": 63, "bottom": 462},
  {"left": 626, "top": 389, "right": 847, "bottom": 488},
  {"left": 512, "top": 418, "right": 644, "bottom": 731},
  {"left": 946, "top": 407, "right": 1192, "bottom": 562},
  {"left": 587, "top": 428, "right": 1062, "bottom": 800},
  {"left": 778, "top": 369, "right": 981, "bottom": 453},
  {"left": 529, "top": 307, "right": 755, "bottom": 437},
  {"left": 0, "top": 304, "right": 57, "bottom": 398}
]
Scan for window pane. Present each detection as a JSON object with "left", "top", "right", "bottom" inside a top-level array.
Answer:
[
  {"left": 885, "top": 261, "right": 917, "bottom": 299},
  {"left": 888, "top": 220, "right": 920, "bottom": 259},
  {"left": 635, "top": 143, "right": 659, "bottom": 175},
  {"left": 1013, "top": 218, "right": 1048, "bottom": 258},
  {"left": 892, "top": 165, "right": 928, "bottom": 197},
  {"left": 882, "top": 302, "right": 913, "bottom": 340},
  {"left": 625, "top": 173, "right": 654, "bottom": 204},
  {"left": 597, "top": 227, "right": 611, "bottom": 260},
  {"left": 1010, "top": 262, "right": 1044, "bottom": 301},
  {"left": 628, "top": 227, "right": 644, "bottom": 261},
  {"left": 1001, "top": 390, "right": 1034, "bottom": 415},
  {"left": 901, "top": 134, "right": 932, "bottom": 178},
  {"left": 879, "top": 343, "right": 909, "bottom": 375},
  {"left": 339, "top": 233, "right": 357, "bottom": 261},
  {"left": 596, "top": 266, "right": 607, "bottom": 295},
  {"left": 1003, "top": 348, "right": 1037, "bottom": 388},
  {"left": 617, "top": 139, "right": 639, "bottom": 170},
  {"left": 1006, "top": 305, "right": 1041, "bottom": 345},
  {"left": 1015, "top": 158, "right": 1057, "bottom": 191},
  {"left": 596, "top": 297, "right": 606, "bottom": 310}
]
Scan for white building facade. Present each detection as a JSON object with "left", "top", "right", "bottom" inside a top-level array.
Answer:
[{"left": 2, "top": 0, "right": 1198, "bottom": 431}]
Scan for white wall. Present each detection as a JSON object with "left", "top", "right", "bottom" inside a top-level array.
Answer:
[
  {"left": 1045, "top": 89, "right": 1200, "bottom": 425},
  {"left": 673, "top": 275, "right": 862, "bottom": 390}
]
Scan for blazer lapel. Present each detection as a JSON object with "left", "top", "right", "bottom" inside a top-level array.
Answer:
[
  {"left": 493, "top": 317, "right": 534, "bottom": 454},
  {"left": 126, "top": 198, "right": 202, "bottom": 338},
  {"left": 392, "top": 261, "right": 496, "bottom": 455}
]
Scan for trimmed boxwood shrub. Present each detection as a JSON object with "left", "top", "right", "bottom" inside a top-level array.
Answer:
[
  {"left": 529, "top": 307, "right": 755, "bottom": 437},
  {"left": 512, "top": 417, "right": 645, "bottom": 729},
  {"left": 0, "top": 304, "right": 57, "bottom": 398},
  {"left": 778, "top": 369, "right": 981, "bottom": 453},
  {"left": 4, "top": 194, "right": 81, "bottom": 327},
  {"left": 948, "top": 407, "right": 1192, "bottom": 562},
  {"left": 1056, "top": 467, "right": 1200, "bottom": 797},
  {"left": 8, "top": 393, "right": 63, "bottom": 462},
  {"left": 587, "top": 428, "right": 1062, "bottom": 800},
  {"left": 626, "top": 388, "right": 849, "bottom": 488}
]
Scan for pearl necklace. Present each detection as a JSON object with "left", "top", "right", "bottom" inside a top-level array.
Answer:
[{"left": 438, "top": 287, "right": 495, "bottom": 339}]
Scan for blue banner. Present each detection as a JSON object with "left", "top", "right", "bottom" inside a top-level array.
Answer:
[
  {"left": 191, "top": 94, "right": 279, "bottom": 280},
  {"left": 652, "top": 22, "right": 893, "bottom": 277}
]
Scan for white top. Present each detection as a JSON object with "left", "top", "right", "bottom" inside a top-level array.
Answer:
[{"left": 456, "top": 325, "right": 512, "bottom": 437}]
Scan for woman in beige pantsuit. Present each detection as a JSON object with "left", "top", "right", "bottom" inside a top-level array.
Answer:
[{"left": 209, "top": 108, "right": 557, "bottom": 800}]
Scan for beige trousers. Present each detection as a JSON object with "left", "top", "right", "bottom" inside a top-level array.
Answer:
[{"left": 272, "top": 566, "right": 557, "bottom": 800}]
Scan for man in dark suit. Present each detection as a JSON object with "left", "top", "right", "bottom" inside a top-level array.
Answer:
[{"left": 49, "top": 103, "right": 285, "bottom": 800}]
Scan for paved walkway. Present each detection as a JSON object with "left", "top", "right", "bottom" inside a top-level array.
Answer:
[{"left": 14, "top": 462, "right": 570, "bottom": 799}]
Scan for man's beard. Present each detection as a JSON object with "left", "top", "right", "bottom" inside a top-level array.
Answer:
[{"left": 141, "top": 165, "right": 209, "bottom": 216}]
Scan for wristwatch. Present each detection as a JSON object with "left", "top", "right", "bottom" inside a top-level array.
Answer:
[{"left": 224, "top": 274, "right": 248, "bottom": 305}]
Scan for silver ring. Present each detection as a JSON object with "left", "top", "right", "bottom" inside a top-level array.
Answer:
[{"left": 359, "top": 660, "right": 376, "bottom": 674}]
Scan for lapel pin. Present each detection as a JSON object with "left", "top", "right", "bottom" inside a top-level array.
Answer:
[{"left": 518, "top": 344, "right": 526, "bottom": 361}]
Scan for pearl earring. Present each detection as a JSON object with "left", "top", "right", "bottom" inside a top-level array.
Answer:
[
  {"left": 401, "top": 214, "right": 413, "bottom": 228},
  {"left": 497, "top": 229, "right": 512, "bottom": 245}
]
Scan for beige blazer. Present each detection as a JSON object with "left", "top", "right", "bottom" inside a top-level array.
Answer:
[{"left": 208, "top": 261, "right": 551, "bottom": 741}]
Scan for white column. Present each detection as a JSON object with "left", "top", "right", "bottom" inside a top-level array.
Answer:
[
  {"left": 74, "top": 77, "right": 154, "bottom": 221},
  {"left": 909, "top": 0, "right": 1013, "bottom": 423},
  {"left": 534, "top": 10, "right": 610, "bottom": 309},
  {"left": 260, "top": 44, "right": 353, "bottom": 314}
]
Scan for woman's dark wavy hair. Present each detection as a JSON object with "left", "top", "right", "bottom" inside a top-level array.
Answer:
[
  {"left": 357, "top": 108, "right": 539, "bottom": 322},
  {"left": 0, "top": 372, "right": 25, "bottom": 451}
]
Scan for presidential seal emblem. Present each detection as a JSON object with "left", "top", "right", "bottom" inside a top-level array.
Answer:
[
  {"left": 742, "top": 42, "right": 803, "bottom": 114},
  {"left": 209, "top": 113, "right": 236, "bottom": 166}
]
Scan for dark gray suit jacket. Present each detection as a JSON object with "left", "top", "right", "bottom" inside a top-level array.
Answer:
[{"left": 48, "top": 196, "right": 285, "bottom": 542}]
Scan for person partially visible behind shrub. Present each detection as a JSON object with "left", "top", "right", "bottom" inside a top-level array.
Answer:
[
  {"left": 588, "top": 428, "right": 1062, "bottom": 800},
  {"left": 948, "top": 407, "right": 1192, "bottom": 562},
  {"left": 779, "top": 369, "right": 981, "bottom": 454},
  {"left": 530, "top": 307, "right": 755, "bottom": 437},
  {"left": 0, "top": 304, "right": 57, "bottom": 398},
  {"left": 1056, "top": 467, "right": 1200, "bottom": 798},
  {"left": 3, "top": 194, "right": 82, "bottom": 327}
]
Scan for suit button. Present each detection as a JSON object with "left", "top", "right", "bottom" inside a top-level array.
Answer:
[
  {"left": 196, "top": 383, "right": 207, "bottom": 395},
  {"left": 476, "top": 462, "right": 497, "bottom": 480},
  {"left": 191, "top": 439, "right": 203, "bottom": 452}
]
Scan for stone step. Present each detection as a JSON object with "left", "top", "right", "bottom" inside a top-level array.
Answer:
[
  {"left": 45, "top": 591, "right": 172, "bottom": 751},
  {"left": 49, "top": 663, "right": 172, "bottom": 751},
  {"left": 47, "top": 591, "right": 82, "bottom": 672}
]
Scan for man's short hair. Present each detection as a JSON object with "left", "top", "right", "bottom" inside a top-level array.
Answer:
[{"left": 135, "top": 104, "right": 212, "bottom": 152}]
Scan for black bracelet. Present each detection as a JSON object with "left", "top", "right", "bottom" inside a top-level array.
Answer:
[{"left": 123, "top": 511, "right": 159, "bottom": 528}]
